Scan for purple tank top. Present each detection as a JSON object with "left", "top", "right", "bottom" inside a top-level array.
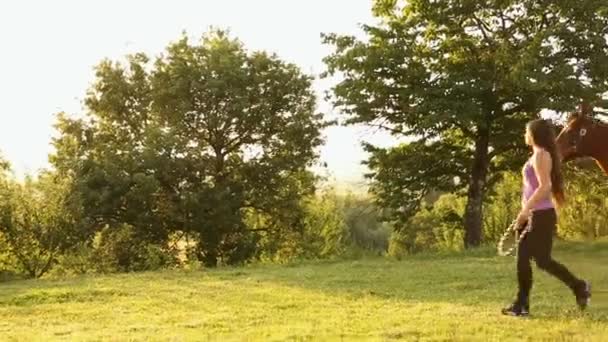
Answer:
[{"left": 522, "top": 158, "right": 554, "bottom": 211}]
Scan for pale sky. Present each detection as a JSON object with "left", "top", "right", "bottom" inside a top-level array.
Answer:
[{"left": 0, "top": 0, "right": 402, "bottom": 187}]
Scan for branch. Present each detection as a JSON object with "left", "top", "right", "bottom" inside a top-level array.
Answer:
[
  {"left": 366, "top": 121, "right": 410, "bottom": 136},
  {"left": 226, "top": 132, "right": 257, "bottom": 154},
  {"left": 500, "top": 104, "right": 525, "bottom": 117},
  {"left": 471, "top": 14, "right": 494, "bottom": 44},
  {"left": 249, "top": 227, "right": 273, "bottom": 233},
  {"left": 501, "top": 14, "right": 517, "bottom": 27},
  {"left": 37, "top": 253, "right": 57, "bottom": 278},
  {"left": 488, "top": 142, "right": 525, "bottom": 159},
  {"left": 451, "top": 120, "right": 475, "bottom": 138},
  {"left": 499, "top": 11, "right": 507, "bottom": 32},
  {"left": 539, "top": 12, "right": 550, "bottom": 32},
  {"left": 242, "top": 203, "right": 268, "bottom": 213},
  {"left": 498, "top": 12, "right": 525, "bottom": 45},
  {"left": 5, "top": 239, "right": 35, "bottom": 278}
]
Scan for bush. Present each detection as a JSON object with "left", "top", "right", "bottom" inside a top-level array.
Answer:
[
  {"left": 0, "top": 232, "right": 21, "bottom": 281},
  {"left": 558, "top": 163, "right": 608, "bottom": 239},
  {"left": 89, "top": 224, "right": 178, "bottom": 273},
  {"left": 388, "top": 193, "right": 465, "bottom": 258},
  {"left": 0, "top": 175, "right": 83, "bottom": 278},
  {"left": 267, "top": 190, "right": 349, "bottom": 262},
  {"left": 483, "top": 172, "right": 521, "bottom": 243},
  {"left": 254, "top": 189, "right": 393, "bottom": 262},
  {"left": 342, "top": 194, "right": 391, "bottom": 254},
  {"left": 481, "top": 165, "right": 608, "bottom": 243},
  {"left": 52, "top": 243, "right": 95, "bottom": 276}
]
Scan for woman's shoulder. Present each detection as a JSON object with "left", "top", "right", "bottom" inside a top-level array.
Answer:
[{"left": 532, "top": 148, "right": 552, "bottom": 164}]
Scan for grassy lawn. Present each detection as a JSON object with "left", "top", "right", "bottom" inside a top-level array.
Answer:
[{"left": 1, "top": 241, "right": 608, "bottom": 341}]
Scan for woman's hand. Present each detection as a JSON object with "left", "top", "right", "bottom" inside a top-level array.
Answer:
[{"left": 516, "top": 209, "right": 531, "bottom": 227}]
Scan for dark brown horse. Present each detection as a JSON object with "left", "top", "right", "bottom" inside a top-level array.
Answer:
[{"left": 556, "top": 103, "right": 608, "bottom": 174}]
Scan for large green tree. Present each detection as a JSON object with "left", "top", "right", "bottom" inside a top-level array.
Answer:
[
  {"left": 51, "top": 30, "right": 326, "bottom": 266},
  {"left": 323, "top": 0, "right": 608, "bottom": 247}
]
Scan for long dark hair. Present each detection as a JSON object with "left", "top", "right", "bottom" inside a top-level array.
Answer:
[{"left": 527, "top": 119, "right": 565, "bottom": 206}]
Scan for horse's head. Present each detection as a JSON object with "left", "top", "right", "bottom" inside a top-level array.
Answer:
[{"left": 556, "top": 110, "right": 596, "bottom": 162}]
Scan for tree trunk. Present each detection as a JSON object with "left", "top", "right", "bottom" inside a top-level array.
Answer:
[
  {"left": 463, "top": 129, "right": 490, "bottom": 248},
  {"left": 201, "top": 248, "right": 219, "bottom": 267}
]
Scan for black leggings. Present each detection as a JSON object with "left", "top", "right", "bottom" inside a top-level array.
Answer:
[{"left": 517, "top": 208, "right": 582, "bottom": 304}]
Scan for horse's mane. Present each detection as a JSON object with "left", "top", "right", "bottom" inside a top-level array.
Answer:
[
  {"left": 567, "top": 110, "right": 608, "bottom": 127},
  {"left": 590, "top": 112, "right": 608, "bottom": 127}
]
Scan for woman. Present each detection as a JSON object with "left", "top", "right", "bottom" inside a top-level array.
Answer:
[{"left": 502, "top": 119, "right": 591, "bottom": 317}]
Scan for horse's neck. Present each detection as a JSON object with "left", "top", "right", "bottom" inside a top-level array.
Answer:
[
  {"left": 589, "top": 122, "right": 608, "bottom": 175},
  {"left": 590, "top": 124, "right": 608, "bottom": 175}
]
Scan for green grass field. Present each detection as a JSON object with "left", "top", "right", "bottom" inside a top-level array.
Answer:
[{"left": 1, "top": 241, "right": 608, "bottom": 341}]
